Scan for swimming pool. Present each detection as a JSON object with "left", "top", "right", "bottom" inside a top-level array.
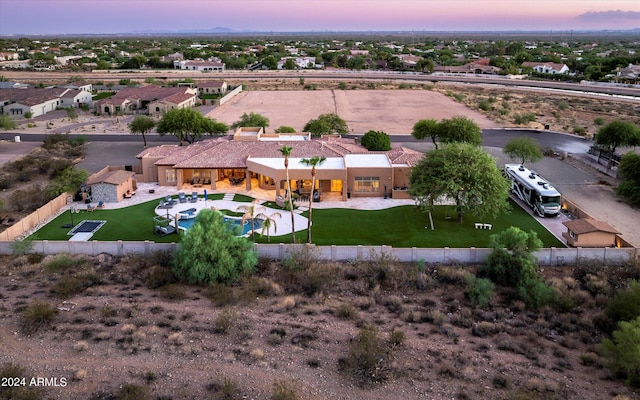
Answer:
[{"left": 178, "top": 214, "right": 263, "bottom": 235}]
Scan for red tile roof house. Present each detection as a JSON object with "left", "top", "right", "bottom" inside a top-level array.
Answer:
[
  {"left": 136, "top": 128, "right": 423, "bottom": 201},
  {"left": 562, "top": 218, "right": 622, "bottom": 248},
  {"left": 94, "top": 85, "right": 197, "bottom": 116}
]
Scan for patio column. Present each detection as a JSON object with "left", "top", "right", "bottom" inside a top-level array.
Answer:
[
  {"left": 275, "top": 180, "right": 282, "bottom": 198},
  {"left": 210, "top": 170, "right": 216, "bottom": 190},
  {"left": 245, "top": 170, "right": 251, "bottom": 190}
]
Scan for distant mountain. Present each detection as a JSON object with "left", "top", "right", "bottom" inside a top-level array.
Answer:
[{"left": 127, "top": 27, "right": 257, "bottom": 34}]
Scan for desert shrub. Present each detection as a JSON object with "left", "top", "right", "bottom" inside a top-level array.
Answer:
[
  {"left": 606, "top": 280, "right": 640, "bottom": 325},
  {"left": 271, "top": 379, "right": 298, "bottom": 400},
  {"left": 173, "top": 209, "right": 257, "bottom": 285},
  {"left": 146, "top": 265, "right": 175, "bottom": 289},
  {"left": 336, "top": 304, "right": 357, "bottom": 320},
  {"left": 594, "top": 117, "right": 606, "bottom": 126},
  {"left": 573, "top": 126, "right": 587, "bottom": 135},
  {"left": 301, "top": 263, "right": 335, "bottom": 296},
  {"left": 339, "top": 324, "right": 389, "bottom": 387},
  {"left": 518, "top": 277, "right": 558, "bottom": 310},
  {"left": 44, "top": 254, "right": 86, "bottom": 272},
  {"left": 206, "top": 283, "right": 243, "bottom": 307},
  {"left": 215, "top": 309, "right": 237, "bottom": 334},
  {"left": 389, "top": 329, "right": 405, "bottom": 347},
  {"left": 281, "top": 244, "right": 319, "bottom": 272},
  {"left": 599, "top": 316, "right": 640, "bottom": 386},
  {"left": 465, "top": 275, "right": 495, "bottom": 308},
  {"left": 159, "top": 284, "right": 187, "bottom": 301},
  {"left": 115, "top": 383, "right": 151, "bottom": 400},
  {"left": 478, "top": 99, "right": 493, "bottom": 111},
  {"left": 20, "top": 300, "right": 57, "bottom": 334},
  {"left": 557, "top": 101, "right": 569, "bottom": 111},
  {"left": 9, "top": 239, "right": 34, "bottom": 257},
  {"left": 513, "top": 113, "right": 537, "bottom": 124},
  {"left": 9, "top": 185, "right": 52, "bottom": 212},
  {"left": 0, "top": 363, "right": 44, "bottom": 400},
  {"left": 50, "top": 272, "right": 100, "bottom": 299}
]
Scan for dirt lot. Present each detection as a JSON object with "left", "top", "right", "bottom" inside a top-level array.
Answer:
[
  {"left": 0, "top": 253, "right": 638, "bottom": 400},
  {"left": 206, "top": 89, "right": 498, "bottom": 134}
]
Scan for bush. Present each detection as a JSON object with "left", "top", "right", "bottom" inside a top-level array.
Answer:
[
  {"left": 606, "top": 280, "right": 640, "bottom": 325},
  {"left": 518, "top": 277, "right": 558, "bottom": 310},
  {"left": 115, "top": 383, "right": 151, "bottom": 400},
  {"left": 478, "top": 100, "right": 493, "bottom": 111},
  {"left": 146, "top": 265, "right": 175, "bottom": 289},
  {"left": 0, "top": 363, "right": 44, "bottom": 400},
  {"left": 599, "top": 316, "right": 640, "bottom": 386},
  {"left": 465, "top": 275, "right": 495, "bottom": 308},
  {"left": 360, "top": 130, "right": 391, "bottom": 151},
  {"left": 484, "top": 227, "right": 541, "bottom": 288},
  {"left": 339, "top": 325, "right": 389, "bottom": 387},
  {"left": 20, "top": 301, "right": 57, "bottom": 335},
  {"left": 173, "top": 209, "right": 257, "bottom": 285},
  {"left": 44, "top": 254, "right": 86, "bottom": 272},
  {"left": 271, "top": 379, "right": 298, "bottom": 400},
  {"left": 50, "top": 273, "right": 100, "bottom": 299}
]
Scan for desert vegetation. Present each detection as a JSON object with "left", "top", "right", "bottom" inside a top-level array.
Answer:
[{"left": 0, "top": 245, "right": 638, "bottom": 399}]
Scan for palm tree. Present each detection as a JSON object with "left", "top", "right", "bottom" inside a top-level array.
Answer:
[
  {"left": 258, "top": 211, "right": 282, "bottom": 242},
  {"left": 299, "top": 156, "right": 326, "bottom": 243},
  {"left": 237, "top": 200, "right": 264, "bottom": 241},
  {"left": 279, "top": 145, "right": 296, "bottom": 243}
]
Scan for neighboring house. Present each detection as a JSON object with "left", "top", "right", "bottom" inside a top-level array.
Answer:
[
  {"left": 433, "top": 63, "right": 501, "bottom": 75},
  {"left": 0, "top": 52, "right": 19, "bottom": 61},
  {"left": 398, "top": 54, "right": 422, "bottom": 69},
  {"left": 521, "top": 61, "right": 570, "bottom": 74},
  {"left": 86, "top": 167, "right": 137, "bottom": 203},
  {"left": 277, "top": 56, "right": 316, "bottom": 69},
  {"left": 0, "top": 81, "right": 29, "bottom": 89},
  {"left": 173, "top": 59, "right": 225, "bottom": 71},
  {"left": 63, "top": 81, "right": 93, "bottom": 94},
  {"left": 616, "top": 64, "right": 640, "bottom": 81},
  {"left": 197, "top": 81, "right": 228, "bottom": 96},
  {"left": 0, "top": 87, "right": 91, "bottom": 117},
  {"left": 136, "top": 128, "right": 423, "bottom": 201},
  {"left": 94, "top": 85, "right": 197, "bottom": 116},
  {"left": 562, "top": 218, "right": 621, "bottom": 248}
]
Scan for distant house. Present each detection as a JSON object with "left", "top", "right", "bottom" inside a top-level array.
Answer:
[
  {"left": 173, "top": 59, "right": 225, "bottom": 71},
  {"left": 94, "top": 85, "right": 197, "bottom": 116},
  {"left": 277, "top": 56, "right": 316, "bottom": 69},
  {"left": 86, "top": 167, "right": 136, "bottom": 203},
  {"left": 562, "top": 218, "right": 621, "bottom": 248},
  {"left": 433, "top": 62, "right": 501, "bottom": 75},
  {"left": 0, "top": 52, "right": 19, "bottom": 61},
  {"left": 521, "top": 61, "right": 569, "bottom": 75},
  {"left": 63, "top": 81, "right": 93, "bottom": 94},
  {"left": 0, "top": 87, "right": 92, "bottom": 118},
  {"left": 616, "top": 64, "right": 640, "bottom": 81},
  {"left": 197, "top": 81, "right": 228, "bottom": 96}
]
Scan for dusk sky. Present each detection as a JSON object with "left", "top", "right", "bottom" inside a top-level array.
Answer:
[{"left": 1, "top": 0, "right": 639, "bottom": 35}]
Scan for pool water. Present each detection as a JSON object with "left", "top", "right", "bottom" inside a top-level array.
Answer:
[{"left": 178, "top": 215, "right": 263, "bottom": 235}]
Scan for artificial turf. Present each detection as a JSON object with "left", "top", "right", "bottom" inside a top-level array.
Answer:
[{"left": 31, "top": 196, "right": 564, "bottom": 248}]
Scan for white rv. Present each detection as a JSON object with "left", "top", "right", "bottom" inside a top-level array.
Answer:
[{"left": 504, "top": 164, "right": 561, "bottom": 217}]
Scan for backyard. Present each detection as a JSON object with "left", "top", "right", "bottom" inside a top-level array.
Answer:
[{"left": 30, "top": 195, "right": 564, "bottom": 248}]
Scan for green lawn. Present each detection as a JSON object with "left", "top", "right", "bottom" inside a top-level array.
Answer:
[{"left": 31, "top": 196, "right": 564, "bottom": 248}]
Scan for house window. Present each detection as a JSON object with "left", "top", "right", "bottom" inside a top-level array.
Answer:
[
  {"left": 354, "top": 177, "right": 380, "bottom": 193},
  {"left": 156, "top": 107, "right": 160, "bottom": 112},
  {"left": 165, "top": 169, "right": 176, "bottom": 184},
  {"left": 569, "top": 230, "right": 576, "bottom": 239}
]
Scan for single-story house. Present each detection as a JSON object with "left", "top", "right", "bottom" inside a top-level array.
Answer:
[
  {"left": 86, "top": 167, "right": 137, "bottom": 203},
  {"left": 197, "top": 81, "right": 228, "bottom": 96},
  {"left": 562, "top": 218, "right": 621, "bottom": 248},
  {"left": 136, "top": 128, "right": 423, "bottom": 201},
  {"left": 521, "top": 62, "right": 570, "bottom": 75},
  {"left": 173, "top": 59, "right": 225, "bottom": 71},
  {"left": 94, "top": 85, "right": 197, "bottom": 116},
  {"left": 0, "top": 87, "right": 92, "bottom": 117}
]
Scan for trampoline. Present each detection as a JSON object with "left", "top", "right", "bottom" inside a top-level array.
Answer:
[{"left": 68, "top": 220, "right": 106, "bottom": 236}]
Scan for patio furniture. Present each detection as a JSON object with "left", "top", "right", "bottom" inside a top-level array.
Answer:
[
  {"left": 154, "top": 225, "right": 176, "bottom": 236},
  {"left": 189, "top": 192, "right": 198, "bottom": 203},
  {"left": 178, "top": 192, "right": 187, "bottom": 203},
  {"left": 158, "top": 200, "right": 174, "bottom": 209},
  {"left": 87, "top": 204, "right": 95, "bottom": 212},
  {"left": 96, "top": 201, "right": 105, "bottom": 209}
]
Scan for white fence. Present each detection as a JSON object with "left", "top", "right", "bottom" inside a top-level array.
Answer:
[{"left": 0, "top": 241, "right": 636, "bottom": 266}]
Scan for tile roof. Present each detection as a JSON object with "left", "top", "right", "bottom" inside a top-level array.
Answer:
[
  {"left": 562, "top": 219, "right": 620, "bottom": 235},
  {"left": 95, "top": 85, "right": 192, "bottom": 107},
  {"left": 87, "top": 169, "right": 133, "bottom": 186}
]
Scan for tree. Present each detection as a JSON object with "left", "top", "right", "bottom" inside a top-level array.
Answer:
[
  {"left": 46, "top": 167, "right": 89, "bottom": 197},
  {"left": 237, "top": 200, "right": 268, "bottom": 242},
  {"left": 484, "top": 227, "right": 542, "bottom": 288},
  {"left": 599, "top": 317, "right": 640, "bottom": 387},
  {"left": 300, "top": 156, "right": 326, "bottom": 243},
  {"left": 275, "top": 126, "right": 296, "bottom": 133},
  {"left": 303, "top": 113, "right": 349, "bottom": 137},
  {"left": 283, "top": 59, "right": 296, "bottom": 70},
  {"left": 595, "top": 120, "right": 640, "bottom": 165},
  {"left": 156, "top": 108, "right": 228, "bottom": 145},
  {"left": 409, "top": 143, "right": 510, "bottom": 223},
  {"left": 173, "top": 209, "right": 257, "bottom": 285},
  {"left": 128, "top": 115, "right": 156, "bottom": 147},
  {"left": 438, "top": 116, "right": 482, "bottom": 146},
  {"left": 360, "top": 130, "right": 391, "bottom": 151},
  {"left": 230, "top": 112, "right": 270, "bottom": 129},
  {"left": 0, "top": 114, "right": 17, "bottom": 130},
  {"left": 503, "top": 136, "right": 543, "bottom": 165},
  {"left": 616, "top": 152, "right": 640, "bottom": 207},
  {"left": 412, "top": 119, "right": 440, "bottom": 149},
  {"left": 279, "top": 145, "right": 296, "bottom": 244},
  {"left": 66, "top": 108, "right": 78, "bottom": 121},
  {"left": 259, "top": 211, "right": 282, "bottom": 243}
]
